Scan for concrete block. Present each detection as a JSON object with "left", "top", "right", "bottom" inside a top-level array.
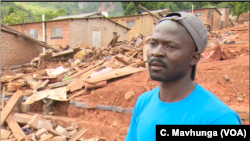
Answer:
[
  {"left": 27, "top": 133, "right": 37, "bottom": 141},
  {"left": 28, "top": 114, "right": 46, "bottom": 129},
  {"left": 21, "top": 102, "right": 30, "bottom": 113},
  {"left": 65, "top": 122, "right": 78, "bottom": 131},
  {"left": 37, "top": 120, "right": 53, "bottom": 130},
  {"left": 40, "top": 134, "right": 53, "bottom": 141},
  {"left": 35, "top": 128, "right": 48, "bottom": 139},
  {"left": 55, "top": 125, "right": 70, "bottom": 137}
]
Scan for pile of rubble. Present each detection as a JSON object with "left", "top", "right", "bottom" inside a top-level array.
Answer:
[
  {"left": 1, "top": 33, "right": 150, "bottom": 140},
  {"left": 201, "top": 21, "right": 249, "bottom": 62},
  {"left": 1, "top": 110, "right": 104, "bottom": 141}
]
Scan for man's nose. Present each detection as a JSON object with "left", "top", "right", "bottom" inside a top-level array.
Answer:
[{"left": 151, "top": 44, "right": 166, "bottom": 58}]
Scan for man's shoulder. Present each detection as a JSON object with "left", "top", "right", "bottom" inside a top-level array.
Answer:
[
  {"left": 195, "top": 84, "right": 234, "bottom": 111},
  {"left": 138, "top": 87, "right": 159, "bottom": 102},
  {"left": 194, "top": 84, "right": 241, "bottom": 124}
]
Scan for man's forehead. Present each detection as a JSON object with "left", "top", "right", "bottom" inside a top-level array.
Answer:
[{"left": 154, "top": 20, "right": 185, "bottom": 33}]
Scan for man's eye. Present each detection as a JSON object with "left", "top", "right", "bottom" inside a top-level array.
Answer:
[
  {"left": 165, "top": 45, "right": 175, "bottom": 49},
  {"left": 150, "top": 43, "right": 157, "bottom": 47}
]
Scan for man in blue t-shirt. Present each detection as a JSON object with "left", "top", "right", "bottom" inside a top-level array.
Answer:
[{"left": 126, "top": 12, "right": 242, "bottom": 141}]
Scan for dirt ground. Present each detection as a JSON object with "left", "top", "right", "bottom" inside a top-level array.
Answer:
[{"left": 30, "top": 21, "right": 249, "bottom": 140}]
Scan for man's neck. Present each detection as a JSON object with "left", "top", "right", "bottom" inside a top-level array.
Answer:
[{"left": 159, "top": 76, "right": 196, "bottom": 103}]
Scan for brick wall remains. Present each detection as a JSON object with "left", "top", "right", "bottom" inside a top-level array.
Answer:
[{"left": 1, "top": 30, "right": 43, "bottom": 69}]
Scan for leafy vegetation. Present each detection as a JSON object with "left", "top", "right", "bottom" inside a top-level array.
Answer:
[
  {"left": 1, "top": 2, "right": 249, "bottom": 24},
  {"left": 2, "top": 8, "right": 29, "bottom": 24},
  {"left": 35, "top": 8, "right": 67, "bottom": 21}
]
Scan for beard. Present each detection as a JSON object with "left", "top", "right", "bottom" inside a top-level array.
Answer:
[{"left": 148, "top": 58, "right": 188, "bottom": 82}]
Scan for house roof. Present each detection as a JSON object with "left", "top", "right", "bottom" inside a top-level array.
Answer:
[
  {"left": 1, "top": 27, "right": 20, "bottom": 35},
  {"left": 175, "top": 7, "right": 222, "bottom": 15},
  {"left": 7, "top": 15, "right": 130, "bottom": 30},
  {"left": 1, "top": 27, "right": 47, "bottom": 43},
  {"left": 109, "top": 9, "right": 170, "bottom": 19},
  {"left": 50, "top": 12, "right": 100, "bottom": 20},
  {"left": 141, "top": 9, "right": 170, "bottom": 15}
]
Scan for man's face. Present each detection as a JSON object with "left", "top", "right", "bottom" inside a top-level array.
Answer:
[{"left": 147, "top": 20, "right": 196, "bottom": 82}]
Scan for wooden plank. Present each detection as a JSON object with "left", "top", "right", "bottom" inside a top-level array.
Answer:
[
  {"left": 1, "top": 129, "right": 11, "bottom": 139},
  {"left": 37, "top": 76, "right": 57, "bottom": 80},
  {"left": 69, "top": 128, "right": 88, "bottom": 141},
  {"left": 120, "top": 45, "right": 139, "bottom": 51},
  {"left": 13, "top": 113, "right": 33, "bottom": 124},
  {"left": 1, "top": 73, "right": 34, "bottom": 83},
  {"left": 6, "top": 115, "right": 26, "bottom": 139},
  {"left": 143, "top": 44, "right": 148, "bottom": 62},
  {"left": 85, "top": 66, "right": 145, "bottom": 83},
  {"left": 114, "top": 56, "right": 130, "bottom": 66},
  {"left": 33, "top": 80, "right": 44, "bottom": 91},
  {"left": 48, "top": 80, "right": 74, "bottom": 89},
  {"left": 1, "top": 87, "right": 6, "bottom": 109},
  {"left": 69, "top": 60, "right": 105, "bottom": 79},
  {"left": 2, "top": 91, "right": 14, "bottom": 96},
  {"left": 52, "top": 49, "right": 74, "bottom": 57},
  {"left": 119, "top": 51, "right": 139, "bottom": 69},
  {"left": 235, "top": 42, "right": 246, "bottom": 44},
  {"left": 67, "top": 89, "right": 86, "bottom": 100},
  {"left": 37, "top": 79, "right": 49, "bottom": 91},
  {"left": 66, "top": 68, "right": 99, "bottom": 92},
  {"left": 1, "top": 90, "right": 23, "bottom": 126},
  {"left": 111, "top": 35, "right": 120, "bottom": 47}
]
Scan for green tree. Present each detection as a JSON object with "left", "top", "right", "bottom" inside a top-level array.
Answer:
[
  {"left": 164, "top": 2, "right": 179, "bottom": 11},
  {"left": 7, "top": 6, "right": 16, "bottom": 15},
  {"left": 191, "top": 2, "right": 212, "bottom": 9},
  {"left": 227, "top": 2, "right": 250, "bottom": 22},
  {"left": 35, "top": 7, "right": 67, "bottom": 21},
  {"left": 1, "top": 8, "right": 28, "bottom": 24},
  {"left": 122, "top": 2, "right": 153, "bottom": 15},
  {"left": 216, "top": 2, "right": 229, "bottom": 8}
]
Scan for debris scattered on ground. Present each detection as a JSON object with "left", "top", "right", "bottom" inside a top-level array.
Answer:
[{"left": 1, "top": 21, "right": 249, "bottom": 140}]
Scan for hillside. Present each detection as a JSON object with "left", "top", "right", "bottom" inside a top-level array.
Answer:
[{"left": 1, "top": 2, "right": 124, "bottom": 22}]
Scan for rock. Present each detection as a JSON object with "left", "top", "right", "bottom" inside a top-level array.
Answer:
[
  {"left": 236, "top": 97, "right": 244, "bottom": 102},
  {"left": 224, "top": 75, "right": 230, "bottom": 81},
  {"left": 113, "top": 121, "right": 117, "bottom": 127},
  {"left": 125, "top": 91, "right": 135, "bottom": 101},
  {"left": 229, "top": 50, "right": 235, "bottom": 53},
  {"left": 136, "top": 59, "right": 145, "bottom": 67}
]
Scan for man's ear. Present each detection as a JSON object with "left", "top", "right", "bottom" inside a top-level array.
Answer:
[{"left": 190, "top": 52, "right": 201, "bottom": 66}]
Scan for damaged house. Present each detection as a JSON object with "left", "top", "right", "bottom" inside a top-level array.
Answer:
[
  {"left": 109, "top": 9, "right": 170, "bottom": 40},
  {"left": 1, "top": 27, "right": 44, "bottom": 68},
  {"left": 8, "top": 12, "right": 130, "bottom": 50}
]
